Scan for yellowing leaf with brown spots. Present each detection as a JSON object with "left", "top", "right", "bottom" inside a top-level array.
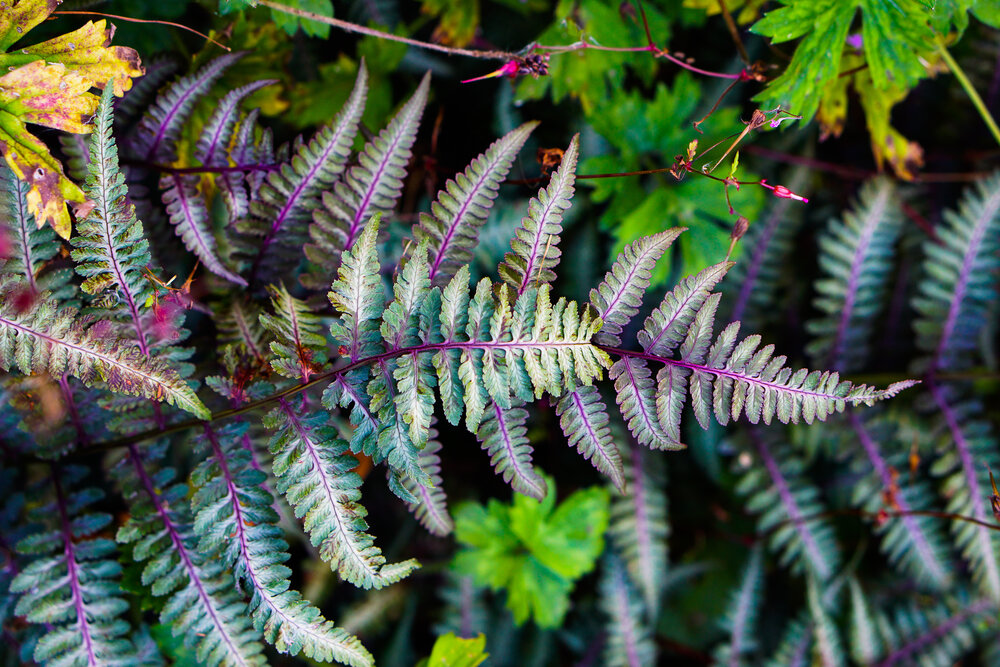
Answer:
[{"left": 0, "top": 0, "right": 143, "bottom": 238}]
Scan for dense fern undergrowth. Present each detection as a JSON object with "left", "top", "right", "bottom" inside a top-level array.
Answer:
[{"left": 2, "top": 3, "right": 1000, "bottom": 667}]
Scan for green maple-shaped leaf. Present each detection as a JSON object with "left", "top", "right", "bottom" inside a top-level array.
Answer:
[
  {"left": 0, "top": 0, "right": 143, "bottom": 237},
  {"left": 418, "top": 633, "right": 489, "bottom": 667},
  {"left": 452, "top": 474, "right": 610, "bottom": 627}
]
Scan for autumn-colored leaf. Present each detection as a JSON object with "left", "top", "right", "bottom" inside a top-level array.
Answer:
[{"left": 0, "top": 1, "right": 144, "bottom": 238}]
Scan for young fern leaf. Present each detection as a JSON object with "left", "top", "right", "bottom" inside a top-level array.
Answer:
[
  {"left": 478, "top": 404, "right": 547, "bottom": 500},
  {"left": 608, "top": 441, "right": 669, "bottom": 616},
  {"left": 248, "top": 63, "right": 369, "bottom": 285},
  {"left": 135, "top": 52, "right": 245, "bottom": 162},
  {"left": 260, "top": 279, "right": 419, "bottom": 588},
  {"left": 72, "top": 83, "right": 156, "bottom": 329},
  {"left": 0, "top": 283, "right": 209, "bottom": 419},
  {"left": 913, "top": 170, "right": 1000, "bottom": 375},
  {"left": 806, "top": 177, "right": 902, "bottom": 372},
  {"left": 160, "top": 171, "right": 247, "bottom": 286},
  {"left": 590, "top": 228, "right": 685, "bottom": 347},
  {"left": 399, "top": 425, "right": 453, "bottom": 536},
  {"left": 599, "top": 553, "right": 657, "bottom": 667},
  {"left": 11, "top": 466, "right": 137, "bottom": 666},
  {"left": 417, "top": 120, "right": 539, "bottom": 287},
  {"left": 847, "top": 412, "right": 952, "bottom": 589},
  {"left": 555, "top": 385, "right": 623, "bottom": 490},
  {"left": 1, "top": 165, "right": 75, "bottom": 304},
  {"left": 848, "top": 578, "right": 882, "bottom": 666},
  {"left": 499, "top": 134, "right": 578, "bottom": 295},
  {"left": 112, "top": 444, "right": 267, "bottom": 667},
  {"left": 875, "top": 594, "right": 994, "bottom": 666},
  {"left": 191, "top": 424, "right": 374, "bottom": 667},
  {"left": 713, "top": 546, "right": 764, "bottom": 667},
  {"left": 194, "top": 80, "right": 276, "bottom": 168},
  {"left": 305, "top": 71, "right": 429, "bottom": 287},
  {"left": 264, "top": 404, "right": 420, "bottom": 589},
  {"left": 737, "top": 430, "right": 841, "bottom": 582}
]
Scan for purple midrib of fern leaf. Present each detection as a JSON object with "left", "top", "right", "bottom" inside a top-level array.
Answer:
[
  {"left": 144, "top": 53, "right": 241, "bottom": 161},
  {"left": 753, "top": 433, "right": 829, "bottom": 579},
  {"left": 610, "top": 562, "right": 642, "bottom": 667},
  {"left": 53, "top": 473, "right": 98, "bottom": 666},
  {"left": 279, "top": 399, "right": 376, "bottom": 575},
  {"left": 848, "top": 411, "right": 947, "bottom": 584},
  {"left": 930, "top": 183, "right": 1000, "bottom": 373},
  {"left": 344, "top": 120, "right": 418, "bottom": 258},
  {"left": 620, "top": 357, "right": 663, "bottom": 441},
  {"left": 491, "top": 403, "right": 544, "bottom": 498},
  {"left": 727, "top": 550, "right": 758, "bottom": 667},
  {"left": 516, "top": 187, "right": 567, "bottom": 297},
  {"left": 58, "top": 375, "right": 90, "bottom": 446},
  {"left": 570, "top": 390, "right": 615, "bottom": 473},
  {"left": 876, "top": 598, "right": 992, "bottom": 666},
  {"left": 167, "top": 174, "right": 246, "bottom": 286},
  {"left": 828, "top": 188, "right": 886, "bottom": 370},
  {"left": 203, "top": 426, "right": 352, "bottom": 653},
  {"left": 930, "top": 382, "right": 1000, "bottom": 597},
  {"left": 127, "top": 446, "right": 250, "bottom": 666},
  {"left": 429, "top": 157, "right": 500, "bottom": 284},
  {"left": 628, "top": 444, "right": 656, "bottom": 605},
  {"left": 253, "top": 131, "right": 350, "bottom": 282}
]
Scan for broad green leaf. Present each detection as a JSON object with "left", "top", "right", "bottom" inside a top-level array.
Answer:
[{"left": 421, "top": 633, "right": 489, "bottom": 667}]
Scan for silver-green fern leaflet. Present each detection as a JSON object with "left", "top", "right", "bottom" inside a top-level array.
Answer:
[
  {"left": 191, "top": 423, "right": 374, "bottom": 666},
  {"left": 713, "top": 546, "right": 764, "bottom": 667},
  {"left": 599, "top": 553, "right": 657, "bottom": 667},
  {"left": 804, "top": 177, "right": 951, "bottom": 589},
  {"left": 304, "top": 69, "right": 428, "bottom": 287},
  {"left": 0, "top": 282, "right": 208, "bottom": 419},
  {"left": 245, "top": 63, "right": 369, "bottom": 284},
  {"left": 608, "top": 441, "right": 668, "bottom": 616},
  {"left": 11, "top": 466, "right": 138, "bottom": 666},
  {"left": 260, "top": 283, "right": 420, "bottom": 589},
  {"left": 912, "top": 172, "right": 1000, "bottom": 601},
  {"left": 112, "top": 443, "right": 267, "bottom": 667},
  {"left": 420, "top": 121, "right": 539, "bottom": 287}
]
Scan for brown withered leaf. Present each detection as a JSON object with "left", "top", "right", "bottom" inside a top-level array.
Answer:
[{"left": 0, "top": 1, "right": 144, "bottom": 238}]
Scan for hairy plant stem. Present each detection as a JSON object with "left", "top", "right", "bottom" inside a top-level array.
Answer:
[{"left": 936, "top": 39, "right": 1000, "bottom": 148}]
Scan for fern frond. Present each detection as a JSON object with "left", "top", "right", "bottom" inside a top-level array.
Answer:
[
  {"left": 11, "top": 466, "right": 137, "bottom": 666},
  {"left": 806, "top": 576, "right": 845, "bottom": 667},
  {"left": 217, "top": 109, "right": 264, "bottom": 225},
  {"left": 875, "top": 594, "right": 993, "bottom": 666},
  {"left": 806, "top": 177, "right": 903, "bottom": 372},
  {"left": 412, "top": 120, "right": 537, "bottom": 287},
  {"left": 194, "top": 80, "right": 276, "bottom": 167},
  {"left": 609, "top": 356, "right": 676, "bottom": 449},
  {"left": 477, "top": 404, "right": 547, "bottom": 500},
  {"left": 928, "top": 386, "right": 1000, "bottom": 601},
  {"left": 400, "top": 424, "right": 453, "bottom": 536},
  {"left": 1, "top": 166, "right": 73, "bottom": 303},
  {"left": 913, "top": 170, "right": 1000, "bottom": 374},
  {"left": 736, "top": 431, "right": 841, "bottom": 582},
  {"left": 328, "top": 216, "right": 384, "bottom": 363},
  {"left": 0, "top": 284, "right": 209, "bottom": 419},
  {"left": 764, "top": 616, "right": 813, "bottom": 667},
  {"left": 848, "top": 578, "right": 881, "bottom": 665},
  {"left": 638, "top": 261, "right": 731, "bottom": 357},
  {"left": 499, "top": 134, "right": 577, "bottom": 295},
  {"left": 112, "top": 444, "right": 266, "bottom": 666},
  {"left": 246, "top": 63, "right": 368, "bottom": 285},
  {"left": 713, "top": 546, "right": 764, "bottom": 667},
  {"left": 608, "top": 441, "right": 668, "bottom": 616},
  {"left": 217, "top": 299, "right": 271, "bottom": 368},
  {"left": 265, "top": 400, "right": 420, "bottom": 589},
  {"left": 846, "top": 412, "right": 952, "bottom": 589},
  {"left": 591, "top": 229, "right": 685, "bottom": 347},
  {"left": 191, "top": 424, "right": 374, "bottom": 666},
  {"left": 71, "top": 84, "right": 157, "bottom": 349},
  {"left": 304, "top": 70, "right": 428, "bottom": 287},
  {"left": 599, "top": 553, "right": 657, "bottom": 667},
  {"left": 260, "top": 284, "right": 327, "bottom": 382},
  {"left": 160, "top": 172, "right": 247, "bottom": 286},
  {"left": 135, "top": 52, "right": 245, "bottom": 162},
  {"left": 555, "top": 385, "right": 623, "bottom": 490}
]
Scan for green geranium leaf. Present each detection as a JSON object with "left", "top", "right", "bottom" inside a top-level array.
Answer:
[
  {"left": 418, "top": 633, "right": 489, "bottom": 667},
  {"left": 453, "top": 475, "right": 610, "bottom": 627}
]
